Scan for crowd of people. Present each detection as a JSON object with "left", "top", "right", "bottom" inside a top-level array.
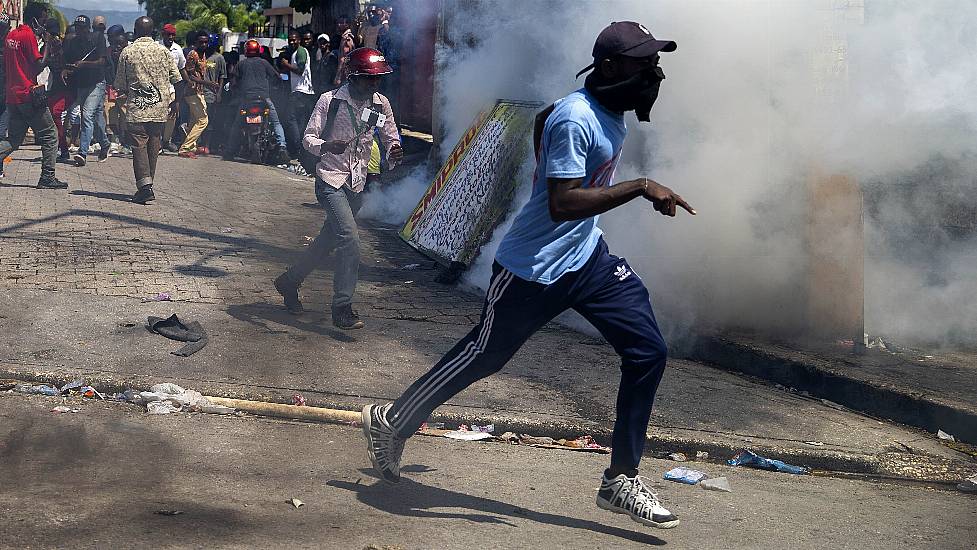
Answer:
[{"left": 0, "top": 3, "right": 400, "bottom": 188}]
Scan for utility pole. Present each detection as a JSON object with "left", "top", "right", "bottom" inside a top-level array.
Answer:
[{"left": 806, "top": 0, "right": 866, "bottom": 348}]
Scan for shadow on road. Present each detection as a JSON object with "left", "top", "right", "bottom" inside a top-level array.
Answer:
[
  {"left": 326, "top": 476, "right": 667, "bottom": 546},
  {"left": 70, "top": 189, "right": 135, "bottom": 203},
  {"left": 226, "top": 302, "right": 356, "bottom": 342}
]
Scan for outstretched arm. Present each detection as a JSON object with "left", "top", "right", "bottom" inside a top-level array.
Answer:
[{"left": 548, "top": 177, "right": 695, "bottom": 222}]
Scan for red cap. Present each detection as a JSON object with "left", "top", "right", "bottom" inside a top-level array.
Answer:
[{"left": 162, "top": 23, "right": 177, "bottom": 34}]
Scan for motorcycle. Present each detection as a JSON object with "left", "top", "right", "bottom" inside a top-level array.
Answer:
[{"left": 235, "top": 99, "right": 274, "bottom": 165}]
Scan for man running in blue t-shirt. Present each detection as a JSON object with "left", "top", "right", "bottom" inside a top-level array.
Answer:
[{"left": 362, "top": 21, "right": 695, "bottom": 529}]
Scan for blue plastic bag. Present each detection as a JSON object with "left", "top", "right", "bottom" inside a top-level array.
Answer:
[
  {"left": 663, "top": 467, "right": 708, "bottom": 484},
  {"left": 728, "top": 450, "right": 807, "bottom": 474}
]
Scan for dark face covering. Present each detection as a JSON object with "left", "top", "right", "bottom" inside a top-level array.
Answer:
[{"left": 585, "top": 64, "right": 665, "bottom": 122}]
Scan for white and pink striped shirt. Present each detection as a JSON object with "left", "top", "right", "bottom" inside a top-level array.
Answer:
[{"left": 302, "top": 84, "right": 401, "bottom": 193}]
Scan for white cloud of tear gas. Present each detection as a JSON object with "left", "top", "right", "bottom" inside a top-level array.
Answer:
[
  {"left": 359, "top": 164, "right": 432, "bottom": 224},
  {"left": 388, "top": 0, "right": 977, "bottom": 348}
]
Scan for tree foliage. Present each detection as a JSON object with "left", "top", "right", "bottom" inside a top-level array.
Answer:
[
  {"left": 139, "top": 0, "right": 265, "bottom": 33},
  {"left": 26, "top": 0, "right": 67, "bottom": 33},
  {"left": 138, "top": 0, "right": 188, "bottom": 26}
]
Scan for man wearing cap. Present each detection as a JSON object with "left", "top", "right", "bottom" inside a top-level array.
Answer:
[
  {"left": 115, "top": 16, "right": 183, "bottom": 204},
  {"left": 273, "top": 47, "right": 403, "bottom": 330},
  {"left": 63, "top": 14, "right": 112, "bottom": 166},
  {"left": 160, "top": 23, "right": 187, "bottom": 153},
  {"left": 0, "top": 3, "right": 64, "bottom": 188},
  {"left": 360, "top": 22, "right": 694, "bottom": 530},
  {"left": 311, "top": 33, "right": 338, "bottom": 96}
]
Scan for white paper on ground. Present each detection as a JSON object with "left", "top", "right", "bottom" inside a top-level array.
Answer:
[{"left": 442, "top": 430, "right": 493, "bottom": 441}]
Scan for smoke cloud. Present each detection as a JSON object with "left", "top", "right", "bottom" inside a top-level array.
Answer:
[{"left": 365, "top": 0, "right": 977, "bottom": 348}]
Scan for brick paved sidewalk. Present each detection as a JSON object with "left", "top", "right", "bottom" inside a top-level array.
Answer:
[{"left": 0, "top": 146, "right": 481, "bottom": 325}]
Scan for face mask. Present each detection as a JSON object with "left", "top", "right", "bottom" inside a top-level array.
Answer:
[{"left": 585, "top": 64, "right": 665, "bottom": 122}]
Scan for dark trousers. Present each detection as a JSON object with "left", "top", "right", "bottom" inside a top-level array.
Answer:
[
  {"left": 284, "top": 181, "right": 363, "bottom": 308},
  {"left": 127, "top": 121, "right": 163, "bottom": 189},
  {"left": 283, "top": 91, "right": 317, "bottom": 159},
  {"left": 387, "top": 238, "right": 668, "bottom": 470},
  {"left": 0, "top": 102, "right": 58, "bottom": 179},
  {"left": 48, "top": 91, "right": 73, "bottom": 155}
]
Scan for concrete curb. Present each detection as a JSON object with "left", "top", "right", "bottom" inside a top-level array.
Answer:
[
  {"left": 687, "top": 335, "right": 977, "bottom": 444},
  {"left": 2, "top": 363, "right": 975, "bottom": 485}
]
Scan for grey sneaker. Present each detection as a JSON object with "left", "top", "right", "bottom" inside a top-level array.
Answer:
[
  {"left": 362, "top": 403, "right": 406, "bottom": 483},
  {"left": 596, "top": 472, "right": 680, "bottom": 529}
]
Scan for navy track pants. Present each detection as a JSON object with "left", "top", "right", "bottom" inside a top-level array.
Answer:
[{"left": 387, "top": 238, "right": 668, "bottom": 469}]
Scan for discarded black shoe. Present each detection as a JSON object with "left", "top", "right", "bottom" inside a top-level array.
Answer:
[
  {"left": 332, "top": 304, "right": 364, "bottom": 330},
  {"left": 274, "top": 273, "right": 303, "bottom": 314},
  {"left": 146, "top": 314, "right": 208, "bottom": 356},
  {"left": 133, "top": 187, "right": 155, "bottom": 204}
]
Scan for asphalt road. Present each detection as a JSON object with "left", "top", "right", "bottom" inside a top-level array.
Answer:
[{"left": 1, "top": 392, "right": 973, "bottom": 550}]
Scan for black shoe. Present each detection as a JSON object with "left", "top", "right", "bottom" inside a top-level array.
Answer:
[
  {"left": 98, "top": 146, "right": 110, "bottom": 162},
  {"left": 165, "top": 142, "right": 179, "bottom": 153},
  {"left": 57, "top": 152, "right": 71, "bottom": 163},
  {"left": 73, "top": 153, "right": 86, "bottom": 167},
  {"left": 332, "top": 304, "right": 364, "bottom": 330},
  {"left": 37, "top": 176, "right": 68, "bottom": 189},
  {"left": 274, "top": 274, "right": 303, "bottom": 314},
  {"left": 132, "top": 187, "right": 155, "bottom": 204}
]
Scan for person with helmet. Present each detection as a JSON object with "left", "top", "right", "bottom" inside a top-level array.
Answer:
[
  {"left": 273, "top": 46, "right": 403, "bottom": 330},
  {"left": 199, "top": 32, "right": 226, "bottom": 155},
  {"left": 360, "top": 22, "right": 695, "bottom": 530},
  {"left": 222, "top": 39, "right": 287, "bottom": 161}
]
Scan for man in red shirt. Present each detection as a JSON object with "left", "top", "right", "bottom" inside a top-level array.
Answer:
[{"left": 0, "top": 4, "right": 64, "bottom": 188}]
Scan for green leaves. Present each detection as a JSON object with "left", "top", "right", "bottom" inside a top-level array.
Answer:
[{"left": 140, "top": 0, "right": 266, "bottom": 36}]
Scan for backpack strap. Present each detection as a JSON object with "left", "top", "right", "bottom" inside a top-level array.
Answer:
[
  {"left": 320, "top": 95, "right": 344, "bottom": 141},
  {"left": 533, "top": 103, "right": 556, "bottom": 158}
]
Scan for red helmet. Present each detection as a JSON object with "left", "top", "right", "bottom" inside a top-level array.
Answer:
[
  {"left": 346, "top": 47, "right": 392, "bottom": 77},
  {"left": 244, "top": 39, "right": 261, "bottom": 57}
]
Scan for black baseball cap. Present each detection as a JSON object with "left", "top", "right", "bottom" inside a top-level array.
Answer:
[
  {"left": 73, "top": 15, "right": 91, "bottom": 28},
  {"left": 576, "top": 21, "right": 676, "bottom": 78}
]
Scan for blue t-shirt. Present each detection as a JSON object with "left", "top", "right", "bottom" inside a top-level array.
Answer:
[{"left": 495, "top": 88, "right": 627, "bottom": 284}]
